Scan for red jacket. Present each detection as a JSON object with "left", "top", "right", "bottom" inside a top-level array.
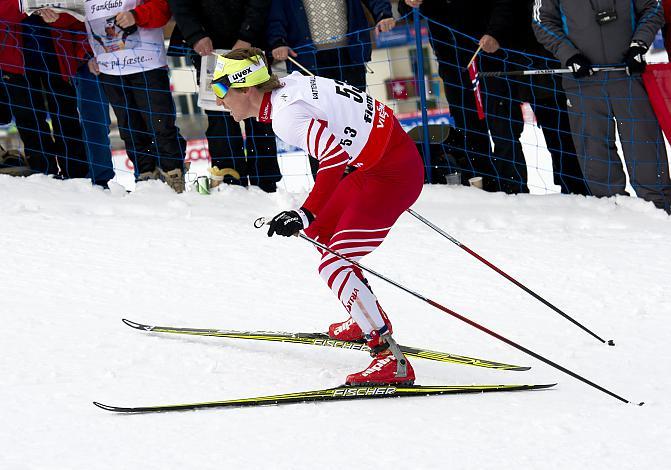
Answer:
[
  {"left": 0, "top": 3, "right": 88, "bottom": 80},
  {"left": 0, "top": 1, "right": 25, "bottom": 75},
  {"left": 132, "top": 0, "right": 172, "bottom": 28}
]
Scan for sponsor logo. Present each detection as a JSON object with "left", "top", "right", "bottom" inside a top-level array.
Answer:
[
  {"left": 314, "top": 339, "right": 366, "bottom": 350},
  {"left": 310, "top": 77, "right": 319, "bottom": 99},
  {"left": 343, "top": 288, "right": 359, "bottom": 313},
  {"left": 363, "top": 95, "right": 374, "bottom": 124},
  {"left": 332, "top": 386, "right": 397, "bottom": 397},
  {"left": 259, "top": 101, "right": 272, "bottom": 122},
  {"left": 333, "top": 317, "right": 355, "bottom": 335},
  {"left": 229, "top": 66, "right": 253, "bottom": 83},
  {"left": 361, "top": 356, "right": 394, "bottom": 377},
  {"left": 376, "top": 102, "right": 389, "bottom": 129}
]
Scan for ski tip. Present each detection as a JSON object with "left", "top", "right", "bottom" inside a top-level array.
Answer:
[
  {"left": 538, "top": 383, "right": 558, "bottom": 389},
  {"left": 122, "top": 319, "right": 147, "bottom": 330},
  {"left": 512, "top": 366, "right": 532, "bottom": 371},
  {"left": 93, "top": 401, "right": 116, "bottom": 411}
]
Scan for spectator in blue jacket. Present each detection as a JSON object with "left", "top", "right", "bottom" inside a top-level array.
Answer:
[
  {"left": 268, "top": 0, "right": 395, "bottom": 179},
  {"left": 267, "top": 0, "right": 395, "bottom": 92}
]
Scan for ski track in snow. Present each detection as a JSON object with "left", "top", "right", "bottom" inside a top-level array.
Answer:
[{"left": 0, "top": 174, "right": 670, "bottom": 469}]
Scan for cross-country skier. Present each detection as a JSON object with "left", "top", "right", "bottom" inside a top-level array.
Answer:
[{"left": 211, "top": 47, "right": 424, "bottom": 385}]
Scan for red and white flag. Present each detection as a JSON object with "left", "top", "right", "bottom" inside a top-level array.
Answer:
[{"left": 468, "top": 59, "right": 486, "bottom": 120}]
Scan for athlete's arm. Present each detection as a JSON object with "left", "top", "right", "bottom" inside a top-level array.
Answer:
[{"left": 273, "top": 103, "right": 350, "bottom": 218}]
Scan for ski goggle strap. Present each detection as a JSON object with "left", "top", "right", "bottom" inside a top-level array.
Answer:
[{"left": 211, "top": 54, "right": 270, "bottom": 99}]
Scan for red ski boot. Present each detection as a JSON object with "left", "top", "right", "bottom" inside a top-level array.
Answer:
[
  {"left": 345, "top": 330, "right": 415, "bottom": 386},
  {"left": 328, "top": 316, "right": 364, "bottom": 341},
  {"left": 328, "top": 303, "right": 393, "bottom": 342}
]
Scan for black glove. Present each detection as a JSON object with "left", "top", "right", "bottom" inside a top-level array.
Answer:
[
  {"left": 267, "top": 208, "right": 313, "bottom": 237},
  {"left": 566, "top": 54, "right": 594, "bottom": 79},
  {"left": 624, "top": 41, "right": 648, "bottom": 75}
]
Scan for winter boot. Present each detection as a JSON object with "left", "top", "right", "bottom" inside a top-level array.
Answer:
[
  {"left": 328, "top": 302, "right": 392, "bottom": 342},
  {"left": 345, "top": 329, "right": 415, "bottom": 386},
  {"left": 0, "top": 146, "right": 33, "bottom": 176},
  {"left": 136, "top": 169, "right": 159, "bottom": 182},
  {"left": 158, "top": 167, "right": 185, "bottom": 193}
]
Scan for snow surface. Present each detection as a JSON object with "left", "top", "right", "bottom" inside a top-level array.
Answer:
[{"left": 1, "top": 173, "right": 670, "bottom": 469}]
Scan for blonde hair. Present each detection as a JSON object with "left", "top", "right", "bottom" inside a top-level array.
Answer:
[{"left": 224, "top": 47, "right": 283, "bottom": 93}]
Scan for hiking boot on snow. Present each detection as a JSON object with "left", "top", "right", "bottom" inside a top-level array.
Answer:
[
  {"left": 159, "top": 167, "right": 185, "bottom": 193},
  {"left": 136, "top": 169, "right": 159, "bottom": 182}
]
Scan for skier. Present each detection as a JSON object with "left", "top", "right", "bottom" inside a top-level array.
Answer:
[{"left": 211, "top": 47, "right": 424, "bottom": 385}]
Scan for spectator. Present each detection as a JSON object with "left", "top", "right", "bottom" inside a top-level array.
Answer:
[
  {"left": 167, "top": 0, "right": 281, "bottom": 192},
  {"left": 534, "top": 0, "right": 671, "bottom": 213},
  {"left": 268, "top": 0, "right": 395, "bottom": 91},
  {"left": 399, "top": 0, "right": 523, "bottom": 193},
  {"left": 0, "top": 4, "right": 87, "bottom": 179},
  {"left": 37, "top": 9, "right": 115, "bottom": 188},
  {"left": 268, "top": 0, "right": 395, "bottom": 180},
  {"left": 66, "top": 0, "right": 186, "bottom": 192},
  {"left": 493, "top": 0, "right": 590, "bottom": 195}
]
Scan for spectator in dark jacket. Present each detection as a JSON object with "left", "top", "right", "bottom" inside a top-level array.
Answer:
[
  {"left": 491, "top": 0, "right": 589, "bottom": 195},
  {"left": 168, "top": 0, "right": 281, "bottom": 192},
  {"left": 400, "top": 0, "right": 525, "bottom": 193}
]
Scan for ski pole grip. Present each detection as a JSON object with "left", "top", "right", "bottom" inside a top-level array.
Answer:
[{"left": 254, "top": 217, "right": 269, "bottom": 228}]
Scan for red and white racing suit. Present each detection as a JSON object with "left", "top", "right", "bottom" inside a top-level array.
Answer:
[{"left": 262, "top": 72, "right": 424, "bottom": 335}]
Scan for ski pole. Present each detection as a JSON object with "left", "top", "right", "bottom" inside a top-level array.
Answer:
[
  {"left": 253, "top": 217, "right": 640, "bottom": 405},
  {"left": 478, "top": 66, "right": 626, "bottom": 78},
  {"left": 406, "top": 208, "right": 614, "bottom": 346}
]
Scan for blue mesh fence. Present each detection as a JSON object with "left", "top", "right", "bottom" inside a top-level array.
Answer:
[{"left": 1, "top": 7, "right": 670, "bottom": 207}]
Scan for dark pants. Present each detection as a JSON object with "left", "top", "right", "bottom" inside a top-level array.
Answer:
[
  {"left": 428, "top": 24, "right": 503, "bottom": 191},
  {"left": 0, "top": 70, "right": 59, "bottom": 174},
  {"left": 100, "top": 68, "right": 185, "bottom": 174},
  {"left": 191, "top": 54, "right": 280, "bottom": 192},
  {"left": 484, "top": 75, "right": 528, "bottom": 194},
  {"left": 74, "top": 64, "right": 114, "bottom": 186},
  {"left": 564, "top": 74, "right": 671, "bottom": 210},
  {"left": 19, "top": 15, "right": 89, "bottom": 178},
  {"left": 205, "top": 111, "right": 281, "bottom": 192}
]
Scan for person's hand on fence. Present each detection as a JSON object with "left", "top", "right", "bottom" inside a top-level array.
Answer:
[
  {"left": 566, "top": 54, "right": 594, "bottom": 78},
  {"left": 115, "top": 11, "right": 136, "bottom": 29},
  {"left": 404, "top": 0, "right": 423, "bottom": 7},
  {"left": 88, "top": 57, "right": 100, "bottom": 76},
  {"left": 624, "top": 41, "right": 647, "bottom": 75},
  {"left": 479, "top": 34, "right": 500, "bottom": 54},
  {"left": 36, "top": 8, "right": 60, "bottom": 23},
  {"left": 232, "top": 39, "right": 252, "bottom": 51},
  {"left": 272, "top": 46, "right": 297, "bottom": 62},
  {"left": 376, "top": 18, "right": 396, "bottom": 34},
  {"left": 193, "top": 37, "right": 213, "bottom": 56}
]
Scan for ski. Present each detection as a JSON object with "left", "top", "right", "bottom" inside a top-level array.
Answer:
[
  {"left": 93, "top": 383, "right": 556, "bottom": 413},
  {"left": 122, "top": 319, "right": 530, "bottom": 371}
]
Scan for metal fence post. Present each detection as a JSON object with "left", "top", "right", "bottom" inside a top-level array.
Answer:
[{"left": 413, "top": 8, "right": 432, "bottom": 183}]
